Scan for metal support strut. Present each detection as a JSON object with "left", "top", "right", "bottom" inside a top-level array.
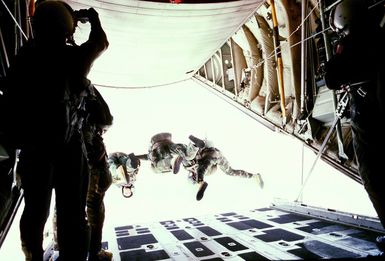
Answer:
[
  {"left": 295, "top": 81, "right": 369, "bottom": 202},
  {"left": 319, "top": 0, "right": 348, "bottom": 161},
  {"left": 296, "top": 89, "right": 350, "bottom": 202},
  {"left": 269, "top": 0, "right": 286, "bottom": 122}
]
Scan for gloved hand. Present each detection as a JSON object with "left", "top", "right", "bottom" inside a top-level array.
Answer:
[
  {"left": 73, "top": 8, "right": 99, "bottom": 24},
  {"left": 73, "top": 9, "right": 89, "bottom": 24}
]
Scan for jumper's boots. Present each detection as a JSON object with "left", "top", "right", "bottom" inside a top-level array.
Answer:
[
  {"left": 22, "top": 242, "right": 43, "bottom": 261},
  {"left": 173, "top": 156, "right": 183, "bottom": 174},
  {"left": 189, "top": 135, "right": 206, "bottom": 148},
  {"left": 21, "top": 246, "right": 33, "bottom": 261},
  {"left": 196, "top": 182, "right": 208, "bottom": 201},
  {"left": 88, "top": 249, "right": 113, "bottom": 261},
  {"left": 255, "top": 173, "right": 264, "bottom": 189},
  {"left": 376, "top": 235, "right": 385, "bottom": 254}
]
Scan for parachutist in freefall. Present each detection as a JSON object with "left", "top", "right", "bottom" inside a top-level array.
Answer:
[
  {"left": 147, "top": 132, "right": 187, "bottom": 173},
  {"left": 108, "top": 133, "right": 264, "bottom": 202},
  {"left": 108, "top": 152, "right": 142, "bottom": 198},
  {"left": 107, "top": 133, "right": 186, "bottom": 196},
  {"left": 173, "top": 135, "right": 264, "bottom": 201}
]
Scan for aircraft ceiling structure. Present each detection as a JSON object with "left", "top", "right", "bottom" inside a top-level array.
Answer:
[{"left": 67, "top": 0, "right": 263, "bottom": 88}]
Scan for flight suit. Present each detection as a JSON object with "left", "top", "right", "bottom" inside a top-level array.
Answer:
[
  {"left": 325, "top": 15, "right": 385, "bottom": 228},
  {"left": 147, "top": 132, "right": 186, "bottom": 173},
  {"left": 84, "top": 126, "right": 112, "bottom": 261},
  {"left": 2, "top": 5, "right": 109, "bottom": 260},
  {"left": 174, "top": 136, "right": 264, "bottom": 200}
]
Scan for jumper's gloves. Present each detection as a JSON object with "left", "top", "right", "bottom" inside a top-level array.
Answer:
[
  {"left": 73, "top": 9, "right": 89, "bottom": 24},
  {"left": 73, "top": 8, "right": 99, "bottom": 24}
]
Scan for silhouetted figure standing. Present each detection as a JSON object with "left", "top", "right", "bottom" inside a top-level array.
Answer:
[
  {"left": 52, "top": 83, "right": 113, "bottom": 261},
  {"left": 1, "top": 1, "right": 108, "bottom": 260},
  {"left": 83, "top": 83, "right": 113, "bottom": 261},
  {"left": 325, "top": 0, "right": 385, "bottom": 251}
]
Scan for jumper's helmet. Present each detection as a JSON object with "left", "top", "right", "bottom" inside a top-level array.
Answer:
[
  {"left": 33, "top": 0, "right": 75, "bottom": 41},
  {"left": 329, "top": 0, "right": 367, "bottom": 37},
  {"left": 149, "top": 132, "right": 174, "bottom": 173},
  {"left": 108, "top": 152, "right": 141, "bottom": 198}
]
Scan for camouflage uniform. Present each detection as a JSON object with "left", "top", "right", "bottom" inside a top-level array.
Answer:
[
  {"left": 84, "top": 126, "right": 112, "bottom": 261},
  {"left": 106, "top": 133, "right": 185, "bottom": 198},
  {"left": 108, "top": 152, "right": 141, "bottom": 198},
  {"left": 183, "top": 146, "right": 257, "bottom": 183},
  {"left": 147, "top": 132, "right": 186, "bottom": 173},
  {"left": 52, "top": 82, "right": 113, "bottom": 261},
  {"left": 174, "top": 136, "right": 264, "bottom": 200}
]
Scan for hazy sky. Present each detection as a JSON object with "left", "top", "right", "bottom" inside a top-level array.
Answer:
[{"left": 98, "top": 79, "right": 376, "bottom": 226}]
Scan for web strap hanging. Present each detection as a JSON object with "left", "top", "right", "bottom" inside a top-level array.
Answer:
[
  {"left": 295, "top": 80, "right": 370, "bottom": 202},
  {"left": 295, "top": 90, "right": 350, "bottom": 202}
]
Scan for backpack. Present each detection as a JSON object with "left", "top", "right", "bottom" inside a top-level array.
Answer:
[{"left": 84, "top": 83, "right": 113, "bottom": 129}]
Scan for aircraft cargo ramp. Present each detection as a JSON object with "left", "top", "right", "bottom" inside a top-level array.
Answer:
[{"left": 81, "top": 202, "right": 384, "bottom": 260}]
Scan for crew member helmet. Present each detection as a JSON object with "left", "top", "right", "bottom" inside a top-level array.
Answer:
[
  {"left": 329, "top": 0, "right": 367, "bottom": 37},
  {"left": 33, "top": 0, "right": 75, "bottom": 41}
]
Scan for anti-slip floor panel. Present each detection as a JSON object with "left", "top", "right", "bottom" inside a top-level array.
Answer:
[{"left": 101, "top": 207, "right": 384, "bottom": 260}]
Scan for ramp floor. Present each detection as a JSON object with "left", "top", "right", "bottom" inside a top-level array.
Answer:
[{"left": 100, "top": 207, "right": 383, "bottom": 260}]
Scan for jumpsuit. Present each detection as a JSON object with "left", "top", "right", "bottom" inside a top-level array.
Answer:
[{"left": 2, "top": 8, "right": 109, "bottom": 261}]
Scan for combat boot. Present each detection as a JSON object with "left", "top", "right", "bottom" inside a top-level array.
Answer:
[
  {"left": 196, "top": 182, "right": 208, "bottom": 201},
  {"left": 173, "top": 156, "right": 183, "bottom": 174},
  {"left": 255, "top": 173, "right": 264, "bottom": 189},
  {"left": 21, "top": 244, "right": 42, "bottom": 261},
  {"left": 88, "top": 249, "right": 113, "bottom": 261},
  {"left": 376, "top": 235, "right": 385, "bottom": 251},
  {"left": 189, "top": 135, "right": 205, "bottom": 148},
  {"left": 21, "top": 247, "right": 32, "bottom": 261}
]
